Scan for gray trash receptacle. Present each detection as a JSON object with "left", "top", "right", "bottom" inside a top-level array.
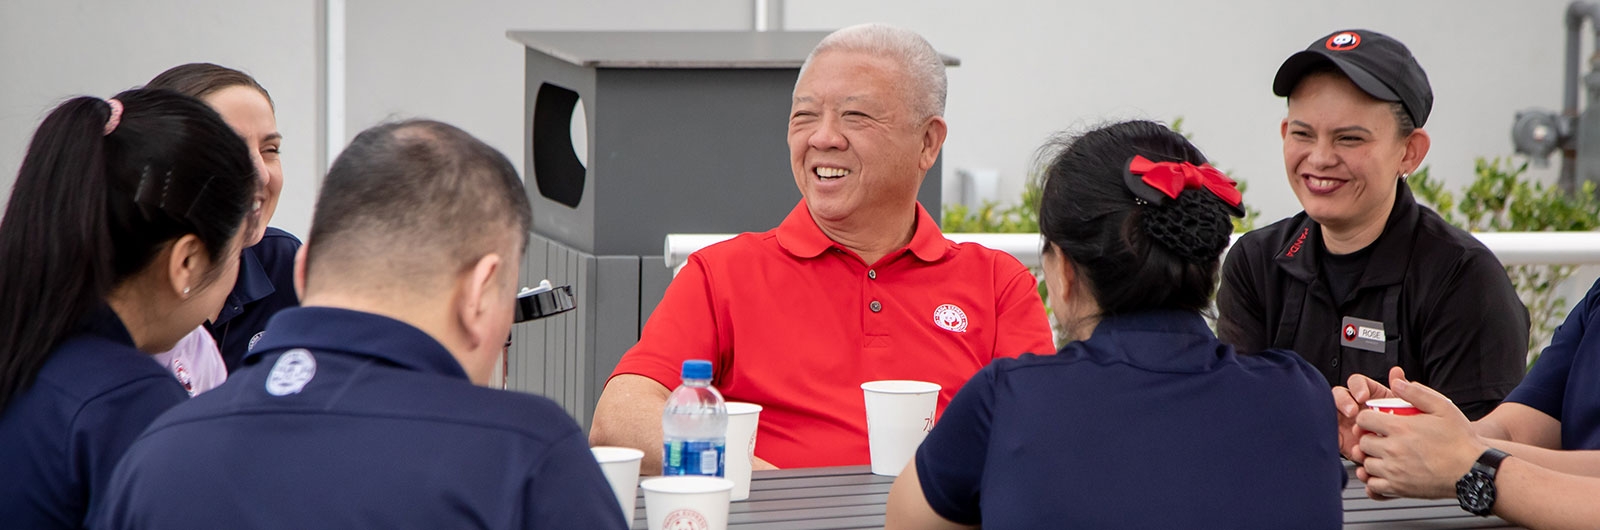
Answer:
[{"left": 505, "top": 30, "right": 954, "bottom": 429}]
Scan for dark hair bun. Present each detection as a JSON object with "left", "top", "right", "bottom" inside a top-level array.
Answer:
[
  {"left": 1036, "top": 120, "right": 1235, "bottom": 315},
  {"left": 1140, "top": 190, "right": 1233, "bottom": 263}
]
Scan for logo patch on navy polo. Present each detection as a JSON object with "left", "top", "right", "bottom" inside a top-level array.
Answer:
[
  {"left": 265, "top": 349, "right": 317, "bottom": 396},
  {"left": 933, "top": 304, "right": 969, "bottom": 333},
  {"left": 248, "top": 331, "right": 264, "bottom": 352},
  {"left": 1326, "top": 32, "right": 1361, "bottom": 51}
]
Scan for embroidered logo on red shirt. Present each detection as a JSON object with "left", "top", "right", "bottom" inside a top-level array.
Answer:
[{"left": 933, "top": 304, "right": 969, "bottom": 333}]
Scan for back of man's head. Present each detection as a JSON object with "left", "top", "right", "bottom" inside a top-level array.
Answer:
[{"left": 305, "top": 120, "right": 531, "bottom": 297}]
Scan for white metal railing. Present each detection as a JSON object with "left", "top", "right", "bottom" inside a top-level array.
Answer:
[{"left": 666, "top": 232, "right": 1600, "bottom": 271}]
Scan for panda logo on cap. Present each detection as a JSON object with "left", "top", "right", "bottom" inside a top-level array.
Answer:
[{"left": 1326, "top": 32, "right": 1361, "bottom": 51}]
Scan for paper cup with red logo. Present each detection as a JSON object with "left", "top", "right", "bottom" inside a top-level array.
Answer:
[
  {"left": 861, "top": 380, "right": 941, "bottom": 476},
  {"left": 640, "top": 476, "right": 733, "bottom": 530},
  {"left": 1366, "top": 398, "right": 1421, "bottom": 416},
  {"left": 723, "top": 402, "right": 762, "bottom": 501},
  {"left": 591, "top": 446, "right": 644, "bottom": 521}
]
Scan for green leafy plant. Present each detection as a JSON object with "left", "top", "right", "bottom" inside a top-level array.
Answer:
[
  {"left": 940, "top": 179, "right": 1040, "bottom": 234},
  {"left": 1410, "top": 157, "right": 1600, "bottom": 367}
]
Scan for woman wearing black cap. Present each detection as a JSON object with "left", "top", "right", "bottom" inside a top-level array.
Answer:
[{"left": 1217, "top": 29, "right": 1528, "bottom": 421}]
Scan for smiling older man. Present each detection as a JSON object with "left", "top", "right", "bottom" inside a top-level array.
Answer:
[{"left": 589, "top": 23, "right": 1054, "bottom": 471}]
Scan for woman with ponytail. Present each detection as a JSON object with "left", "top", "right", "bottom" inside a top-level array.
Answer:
[
  {"left": 0, "top": 89, "right": 258, "bottom": 528},
  {"left": 885, "top": 121, "right": 1344, "bottom": 528}
]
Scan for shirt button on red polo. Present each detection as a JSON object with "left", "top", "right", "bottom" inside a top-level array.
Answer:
[
  {"left": 870, "top": 300, "right": 882, "bottom": 312},
  {"left": 868, "top": 269, "right": 877, "bottom": 280}
]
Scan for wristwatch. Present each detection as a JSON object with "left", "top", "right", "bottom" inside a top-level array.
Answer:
[{"left": 1455, "top": 447, "right": 1510, "bottom": 516}]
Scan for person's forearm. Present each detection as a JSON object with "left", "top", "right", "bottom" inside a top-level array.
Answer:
[
  {"left": 885, "top": 461, "right": 974, "bottom": 530},
  {"left": 1454, "top": 399, "right": 1497, "bottom": 422},
  {"left": 1470, "top": 418, "right": 1512, "bottom": 441},
  {"left": 589, "top": 374, "right": 671, "bottom": 475},
  {"left": 1471, "top": 403, "right": 1561, "bottom": 448},
  {"left": 1481, "top": 441, "right": 1600, "bottom": 479},
  {"left": 1493, "top": 457, "right": 1600, "bottom": 530}
]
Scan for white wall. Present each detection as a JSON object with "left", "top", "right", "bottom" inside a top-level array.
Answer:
[
  {"left": 0, "top": 0, "right": 1582, "bottom": 235},
  {"left": 343, "top": 0, "right": 754, "bottom": 182},
  {"left": 0, "top": 0, "right": 321, "bottom": 237}
]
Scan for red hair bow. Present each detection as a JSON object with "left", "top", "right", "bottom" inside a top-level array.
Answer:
[{"left": 1125, "top": 155, "right": 1244, "bottom": 216}]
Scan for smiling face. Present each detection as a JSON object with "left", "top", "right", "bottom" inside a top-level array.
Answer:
[
  {"left": 788, "top": 50, "right": 944, "bottom": 228},
  {"left": 204, "top": 85, "right": 282, "bottom": 246},
  {"left": 1281, "top": 72, "right": 1418, "bottom": 234}
]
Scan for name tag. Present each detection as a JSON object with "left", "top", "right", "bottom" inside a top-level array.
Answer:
[{"left": 1340, "top": 316, "right": 1387, "bottom": 353}]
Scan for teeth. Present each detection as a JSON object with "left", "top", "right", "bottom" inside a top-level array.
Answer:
[
  {"left": 816, "top": 167, "right": 850, "bottom": 178},
  {"left": 1306, "top": 177, "right": 1341, "bottom": 191}
]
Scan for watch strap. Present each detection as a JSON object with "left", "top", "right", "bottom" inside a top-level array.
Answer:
[
  {"left": 1474, "top": 447, "right": 1510, "bottom": 478},
  {"left": 1457, "top": 447, "right": 1510, "bottom": 517}
]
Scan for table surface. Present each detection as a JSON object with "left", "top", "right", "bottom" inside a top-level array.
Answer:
[{"left": 629, "top": 463, "right": 1520, "bottom": 529}]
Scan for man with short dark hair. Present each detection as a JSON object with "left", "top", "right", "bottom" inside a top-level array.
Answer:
[{"left": 93, "top": 120, "right": 627, "bottom": 529}]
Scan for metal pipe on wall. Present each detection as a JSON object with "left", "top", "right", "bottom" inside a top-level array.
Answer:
[
  {"left": 1562, "top": 2, "right": 1589, "bottom": 190},
  {"left": 753, "top": 0, "right": 784, "bottom": 32}
]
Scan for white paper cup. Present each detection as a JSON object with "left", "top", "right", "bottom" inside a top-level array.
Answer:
[
  {"left": 591, "top": 446, "right": 645, "bottom": 521},
  {"left": 861, "top": 380, "right": 941, "bottom": 476},
  {"left": 723, "top": 402, "right": 763, "bottom": 501},
  {"left": 640, "top": 476, "right": 734, "bottom": 530}
]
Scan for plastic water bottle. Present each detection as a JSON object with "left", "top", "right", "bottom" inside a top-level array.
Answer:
[{"left": 662, "top": 359, "right": 727, "bottom": 476}]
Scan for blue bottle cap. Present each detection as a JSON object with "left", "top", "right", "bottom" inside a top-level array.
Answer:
[{"left": 681, "top": 359, "right": 713, "bottom": 380}]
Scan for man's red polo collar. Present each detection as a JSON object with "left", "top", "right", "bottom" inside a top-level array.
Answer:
[{"left": 773, "top": 200, "right": 951, "bottom": 264}]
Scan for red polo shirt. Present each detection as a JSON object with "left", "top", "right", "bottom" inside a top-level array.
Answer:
[{"left": 612, "top": 200, "right": 1054, "bottom": 468}]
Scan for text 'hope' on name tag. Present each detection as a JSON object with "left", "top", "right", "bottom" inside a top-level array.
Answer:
[{"left": 1340, "top": 316, "right": 1386, "bottom": 353}]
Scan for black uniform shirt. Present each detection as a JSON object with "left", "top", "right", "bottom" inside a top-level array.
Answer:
[{"left": 1217, "top": 180, "right": 1528, "bottom": 419}]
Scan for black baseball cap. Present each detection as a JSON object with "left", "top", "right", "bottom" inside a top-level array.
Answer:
[{"left": 1272, "top": 29, "right": 1433, "bottom": 128}]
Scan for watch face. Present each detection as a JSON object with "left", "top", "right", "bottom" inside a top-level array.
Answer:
[{"left": 1456, "top": 470, "right": 1496, "bottom": 516}]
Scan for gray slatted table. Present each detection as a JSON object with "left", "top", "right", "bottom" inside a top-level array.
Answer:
[{"left": 629, "top": 463, "right": 1521, "bottom": 529}]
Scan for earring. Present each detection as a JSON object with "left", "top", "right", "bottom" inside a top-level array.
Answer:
[{"left": 182, "top": 286, "right": 191, "bottom": 296}]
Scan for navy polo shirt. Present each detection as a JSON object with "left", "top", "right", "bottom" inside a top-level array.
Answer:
[
  {"left": 96, "top": 306, "right": 627, "bottom": 530},
  {"left": 915, "top": 311, "right": 1345, "bottom": 529},
  {"left": 205, "top": 226, "right": 300, "bottom": 372},
  {"left": 0, "top": 306, "right": 187, "bottom": 529},
  {"left": 1507, "top": 277, "right": 1600, "bottom": 450}
]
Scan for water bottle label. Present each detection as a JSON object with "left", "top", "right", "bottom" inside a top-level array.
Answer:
[{"left": 662, "top": 440, "right": 725, "bottom": 477}]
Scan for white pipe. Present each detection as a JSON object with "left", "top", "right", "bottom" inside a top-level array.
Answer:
[
  {"left": 1472, "top": 232, "right": 1600, "bottom": 265},
  {"left": 324, "top": 0, "right": 346, "bottom": 170},
  {"left": 666, "top": 232, "right": 1600, "bottom": 271}
]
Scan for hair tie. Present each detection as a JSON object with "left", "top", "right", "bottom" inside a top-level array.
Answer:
[
  {"left": 103, "top": 99, "right": 123, "bottom": 136},
  {"left": 1123, "top": 155, "right": 1244, "bottom": 217}
]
